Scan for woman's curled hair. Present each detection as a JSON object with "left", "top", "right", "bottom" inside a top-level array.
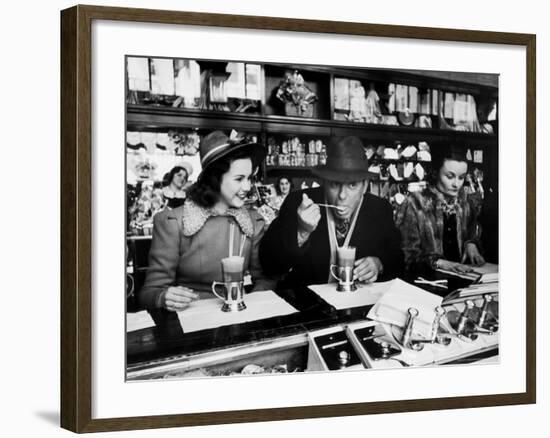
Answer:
[
  {"left": 162, "top": 165, "right": 187, "bottom": 187},
  {"left": 275, "top": 175, "right": 293, "bottom": 196},
  {"left": 428, "top": 143, "right": 469, "bottom": 184}
]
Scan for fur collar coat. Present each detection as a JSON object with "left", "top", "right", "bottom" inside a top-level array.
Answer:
[
  {"left": 138, "top": 199, "right": 270, "bottom": 310},
  {"left": 395, "top": 186, "right": 482, "bottom": 274}
]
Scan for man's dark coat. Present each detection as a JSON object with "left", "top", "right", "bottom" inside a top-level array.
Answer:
[{"left": 259, "top": 187, "right": 404, "bottom": 288}]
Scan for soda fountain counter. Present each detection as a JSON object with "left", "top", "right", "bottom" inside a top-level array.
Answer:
[{"left": 126, "top": 273, "right": 499, "bottom": 380}]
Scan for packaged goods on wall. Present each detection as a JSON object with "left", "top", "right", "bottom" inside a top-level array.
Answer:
[{"left": 126, "top": 130, "right": 201, "bottom": 185}]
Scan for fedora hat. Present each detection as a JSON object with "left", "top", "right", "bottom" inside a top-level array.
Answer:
[
  {"left": 199, "top": 130, "right": 266, "bottom": 170},
  {"left": 311, "top": 136, "right": 370, "bottom": 183}
]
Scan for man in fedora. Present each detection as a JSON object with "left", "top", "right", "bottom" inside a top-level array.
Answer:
[{"left": 259, "top": 136, "right": 403, "bottom": 288}]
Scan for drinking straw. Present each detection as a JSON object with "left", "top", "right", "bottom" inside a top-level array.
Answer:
[
  {"left": 229, "top": 222, "right": 234, "bottom": 257},
  {"left": 238, "top": 234, "right": 246, "bottom": 257}
]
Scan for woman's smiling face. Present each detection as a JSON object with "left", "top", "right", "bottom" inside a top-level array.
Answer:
[
  {"left": 218, "top": 158, "right": 253, "bottom": 208},
  {"left": 171, "top": 170, "right": 188, "bottom": 189},
  {"left": 279, "top": 177, "right": 291, "bottom": 195}
]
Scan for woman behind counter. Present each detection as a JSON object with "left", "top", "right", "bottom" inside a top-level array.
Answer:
[
  {"left": 138, "top": 130, "right": 269, "bottom": 317},
  {"left": 270, "top": 176, "right": 292, "bottom": 211},
  {"left": 396, "top": 144, "right": 485, "bottom": 275},
  {"left": 257, "top": 176, "right": 293, "bottom": 227},
  {"left": 161, "top": 163, "right": 193, "bottom": 209}
]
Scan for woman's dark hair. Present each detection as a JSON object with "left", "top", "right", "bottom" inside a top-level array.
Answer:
[
  {"left": 162, "top": 166, "right": 188, "bottom": 187},
  {"left": 275, "top": 176, "right": 293, "bottom": 196},
  {"left": 429, "top": 143, "right": 469, "bottom": 184},
  {"left": 188, "top": 149, "right": 255, "bottom": 208}
]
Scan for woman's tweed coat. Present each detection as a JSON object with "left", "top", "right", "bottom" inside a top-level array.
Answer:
[{"left": 138, "top": 199, "right": 270, "bottom": 310}]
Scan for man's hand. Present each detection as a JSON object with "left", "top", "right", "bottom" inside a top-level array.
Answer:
[
  {"left": 162, "top": 286, "right": 198, "bottom": 312},
  {"left": 297, "top": 193, "right": 321, "bottom": 235},
  {"left": 353, "top": 256, "right": 383, "bottom": 283}
]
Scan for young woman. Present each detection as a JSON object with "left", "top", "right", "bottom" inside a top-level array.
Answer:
[
  {"left": 270, "top": 176, "right": 292, "bottom": 211},
  {"left": 138, "top": 130, "right": 270, "bottom": 316},
  {"left": 257, "top": 176, "right": 293, "bottom": 228},
  {"left": 161, "top": 163, "right": 193, "bottom": 209},
  {"left": 396, "top": 144, "right": 485, "bottom": 275}
]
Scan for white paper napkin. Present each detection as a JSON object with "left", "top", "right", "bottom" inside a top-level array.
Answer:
[
  {"left": 307, "top": 280, "right": 395, "bottom": 310},
  {"left": 178, "top": 290, "right": 298, "bottom": 333},
  {"left": 471, "top": 262, "right": 499, "bottom": 283},
  {"left": 126, "top": 310, "right": 155, "bottom": 332},
  {"left": 126, "top": 291, "right": 298, "bottom": 333}
]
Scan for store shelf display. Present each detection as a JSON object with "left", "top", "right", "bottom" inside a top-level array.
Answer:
[{"left": 125, "top": 56, "right": 497, "bottom": 212}]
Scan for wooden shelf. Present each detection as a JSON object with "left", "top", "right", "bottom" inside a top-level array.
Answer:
[
  {"left": 126, "top": 60, "right": 498, "bottom": 194},
  {"left": 329, "top": 119, "right": 496, "bottom": 145},
  {"left": 126, "top": 105, "right": 264, "bottom": 132},
  {"left": 127, "top": 104, "right": 497, "bottom": 146},
  {"left": 257, "top": 62, "right": 498, "bottom": 95},
  {"left": 266, "top": 166, "right": 314, "bottom": 172},
  {"left": 265, "top": 165, "right": 427, "bottom": 184}
]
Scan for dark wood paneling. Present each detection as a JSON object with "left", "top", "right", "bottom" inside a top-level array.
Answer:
[
  {"left": 60, "top": 5, "right": 77, "bottom": 432},
  {"left": 525, "top": 34, "right": 537, "bottom": 404},
  {"left": 398, "top": 69, "right": 498, "bottom": 88}
]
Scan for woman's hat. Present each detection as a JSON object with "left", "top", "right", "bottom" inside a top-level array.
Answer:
[
  {"left": 178, "top": 161, "right": 194, "bottom": 177},
  {"left": 199, "top": 130, "right": 266, "bottom": 169},
  {"left": 311, "top": 136, "right": 371, "bottom": 183}
]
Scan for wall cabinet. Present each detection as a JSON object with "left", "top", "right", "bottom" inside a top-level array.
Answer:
[{"left": 126, "top": 57, "right": 498, "bottom": 197}]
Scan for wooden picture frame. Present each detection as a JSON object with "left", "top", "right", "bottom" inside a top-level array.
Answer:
[{"left": 60, "top": 4, "right": 536, "bottom": 432}]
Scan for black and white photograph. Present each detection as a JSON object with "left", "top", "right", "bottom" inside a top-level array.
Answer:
[
  {"left": 3, "top": 0, "right": 546, "bottom": 434},
  {"left": 52, "top": 1, "right": 539, "bottom": 433},
  {"left": 125, "top": 56, "right": 500, "bottom": 381}
]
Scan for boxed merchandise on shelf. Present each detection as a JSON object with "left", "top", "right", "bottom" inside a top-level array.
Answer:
[{"left": 125, "top": 57, "right": 498, "bottom": 208}]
